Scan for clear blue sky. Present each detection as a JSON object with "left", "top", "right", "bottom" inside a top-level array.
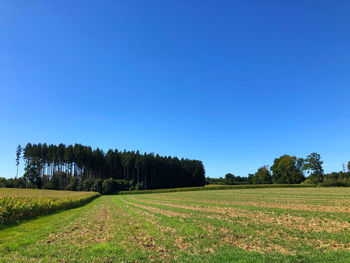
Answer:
[{"left": 1, "top": 1, "right": 349, "bottom": 179}]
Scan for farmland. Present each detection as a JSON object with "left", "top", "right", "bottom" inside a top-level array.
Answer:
[
  {"left": 0, "top": 188, "right": 350, "bottom": 262},
  {"left": 0, "top": 188, "right": 99, "bottom": 225}
]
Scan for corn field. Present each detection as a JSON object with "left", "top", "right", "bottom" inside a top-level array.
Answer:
[{"left": 0, "top": 188, "right": 99, "bottom": 225}]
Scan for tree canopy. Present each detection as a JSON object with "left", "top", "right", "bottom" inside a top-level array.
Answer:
[
  {"left": 18, "top": 143, "right": 205, "bottom": 192},
  {"left": 252, "top": 166, "right": 272, "bottom": 184},
  {"left": 270, "top": 155, "right": 305, "bottom": 184},
  {"left": 303, "top": 153, "right": 324, "bottom": 184},
  {"left": 6, "top": 147, "right": 350, "bottom": 190}
]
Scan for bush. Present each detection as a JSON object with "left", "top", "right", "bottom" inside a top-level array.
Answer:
[
  {"left": 65, "top": 177, "right": 79, "bottom": 191},
  {"left": 320, "top": 178, "right": 350, "bottom": 187},
  {"left": 0, "top": 178, "right": 6, "bottom": 188},
  {"left": 78, "top": 177, "right": 94, "bottom": 192},
  {"left": 91, "top": 179, "right": 103, "bottom": 193},
  {"left": 301, "top": 179, "right": 314, "bottom": 185},
  {"left": 102, "top": 178, "right": 118, "bottom": 195},
  {"left": 115, "top": 180, "right": 130, "bottom": 191},
  {"left": 135, "top": 182, "right": 144, "bottom": 190}
]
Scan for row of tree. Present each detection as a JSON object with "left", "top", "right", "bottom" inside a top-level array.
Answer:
[
  {"left": 9, "top": 143, "right": 206, "bottom": 192},
  {"left": 4, "top": 148, "right": 350, "bottom": 191},
  {"left": 206, "top": 174, "right": 248, "bottom": 185},
  {"left": 207, "top": 153, "right": 350, "bottom": 186}
]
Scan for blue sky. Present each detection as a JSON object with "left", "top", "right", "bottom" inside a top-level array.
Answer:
[{"left": 1, "top": 1, "right": 349, "bottom": 179}]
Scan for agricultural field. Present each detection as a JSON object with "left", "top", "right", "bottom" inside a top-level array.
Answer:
[
  {"left": 0, "top": 187, "right": 350, "bottom": 262},
  {"left": 0, "top": 188, "right": 99, "bottom": 225}
]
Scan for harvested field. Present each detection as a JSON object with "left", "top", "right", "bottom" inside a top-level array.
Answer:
[{"left": 0, "top": 187, "right": 350, "bottom": 262}]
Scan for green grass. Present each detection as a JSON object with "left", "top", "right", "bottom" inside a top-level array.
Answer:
[{"left": 0, "top": 187, "right": 349, "bottom": 262}]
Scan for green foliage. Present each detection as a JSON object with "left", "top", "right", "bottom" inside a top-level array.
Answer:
[
  {"left": 134, "top": 182, "right": 144, "bottom": 190},
  {"left": 15, "top": 144, "right": 22, "bottom": 177},
  {"left": 206, "top": 174, "right": 248, "bottom": 185},
  {"left": 224, "top": 173, "right": 235, "bottom": 185},
  {"left": 15, "top": 145, "right": 22, "bottom": 167},
  {"left": 115, "top": 180, "right": 131, "bottom": 191},
  {"left": 0, "top": 178, "right": 7, "bottom": 188},
  {"left": 320, "top": 171, "right": 350, "bottom": 187},
  {"left": 252, "top": 166, "right": 272, "bottom": 184},
  {"left": 320, "top": 178, "right": 350, "bottom": 187},
  {"left": 50, "top": 172, "right": 65, "bottom": 190},
  {"left": 65, "top": 177, "right": 79, "bottom": 191},
  {"left": 18, "top": 143, "right": 206, "bottom": 192},
  {"left": 78, "top": 177, "right": 95, "bottom": 192},
  {"left": 102, "top": 179, "right": 132, "bottom": 194},
  {"left": 24, "top": 159, "right": 43, "bottom": 189},
  {"left": 91, "top": 179, "right": 103, "bottom": 193},
  {"left": 11, "top": 143, "right": 350, "bottom": 193},
  {"left": 271, "top": 155, "right": 305, "bottom": 184},
  {"left": 2, "top": 177, "right": 26, "bottom": 188},
  {"left": 303, "top": 153, "right": 324, "bottom": 183},
  {"left": 301, "top": 178, "right": 315, "bottom": 185},
  {"left": 102, "top": 178, "right": 118, "bottom": 195}
]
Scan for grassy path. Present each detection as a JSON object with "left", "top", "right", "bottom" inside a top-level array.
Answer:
[{"left": 0, "top": 189, "right": 350, "bottom": 262}]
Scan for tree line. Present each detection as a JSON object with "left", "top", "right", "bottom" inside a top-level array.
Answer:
[
  {"left": 207, "top": 153, "right": 350, "bottom": 187},
  {"left": 1, "top": 143, "right": 206, "bottom": 194},
  {"left": 3, "top": 148, "right": 350, "bottom": 192}
]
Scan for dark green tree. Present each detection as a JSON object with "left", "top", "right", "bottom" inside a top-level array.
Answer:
[
  {"left": 253, "top": 166, "right": 272, "bottom": 184},
  {"left": 15, "top": 145, "right": 22, "bottom": 178},
  {"left": 224, "top": 173, "right": 235, "bottom": 185},
  {"left": 24, "top": 159, "right": 43, "bottom": 189},
  {"left": 18, "top": 143, "right": 206, "bottom": 191},
  {"left": 271, "top": 155, "right": 305, "bottom": 184},
  {"left": 65, "top": 177, "right": 79, "bottom": 191},
  {"left": 102, "top": 178, "right": 118, "bottom": 194},
  {"left": 303, "top": 153, "right": 324, "bottom": 184}
]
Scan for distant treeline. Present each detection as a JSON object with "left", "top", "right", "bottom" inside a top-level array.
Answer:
[
  {"left": 206, "top": 174, "right": 248, "bottom": 185},
  {"left": 1, "top": 143, "right": 205, "bottom": 194},
  {"left": 207, "top": 153, "right": 350, "bottom": 187},
  {"left": 3, "top": 147, "right": 350, "bottom": 193}
]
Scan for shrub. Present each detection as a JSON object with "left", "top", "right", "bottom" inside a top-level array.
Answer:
[
  {"left": 78, "top": 177, "right": 94, "bottom": 192},
  {"left": 320, "top": 178, "right": 350, "bottom": 187},
  {"left": 65, "top": 177, "right": 79, "bottom": 191},
  {"left": 91, "top": 179, "right": 103, "bottom": 193},
  {"left": 115, "top": 180, "right": 130, "bottom": 191},
  {"left": 134, "top": 182, "right": 144, "bottom": 190},
  {"left": 102, "top": 178, "right": 118, "bottom": 195},
  {"left": 301, "top": 179, "right": 315, "bottom": 185}
]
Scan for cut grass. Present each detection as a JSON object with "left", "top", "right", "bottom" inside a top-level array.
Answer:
[{"left": 0, "top": 187, "right": 349, "bottom": 262}]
